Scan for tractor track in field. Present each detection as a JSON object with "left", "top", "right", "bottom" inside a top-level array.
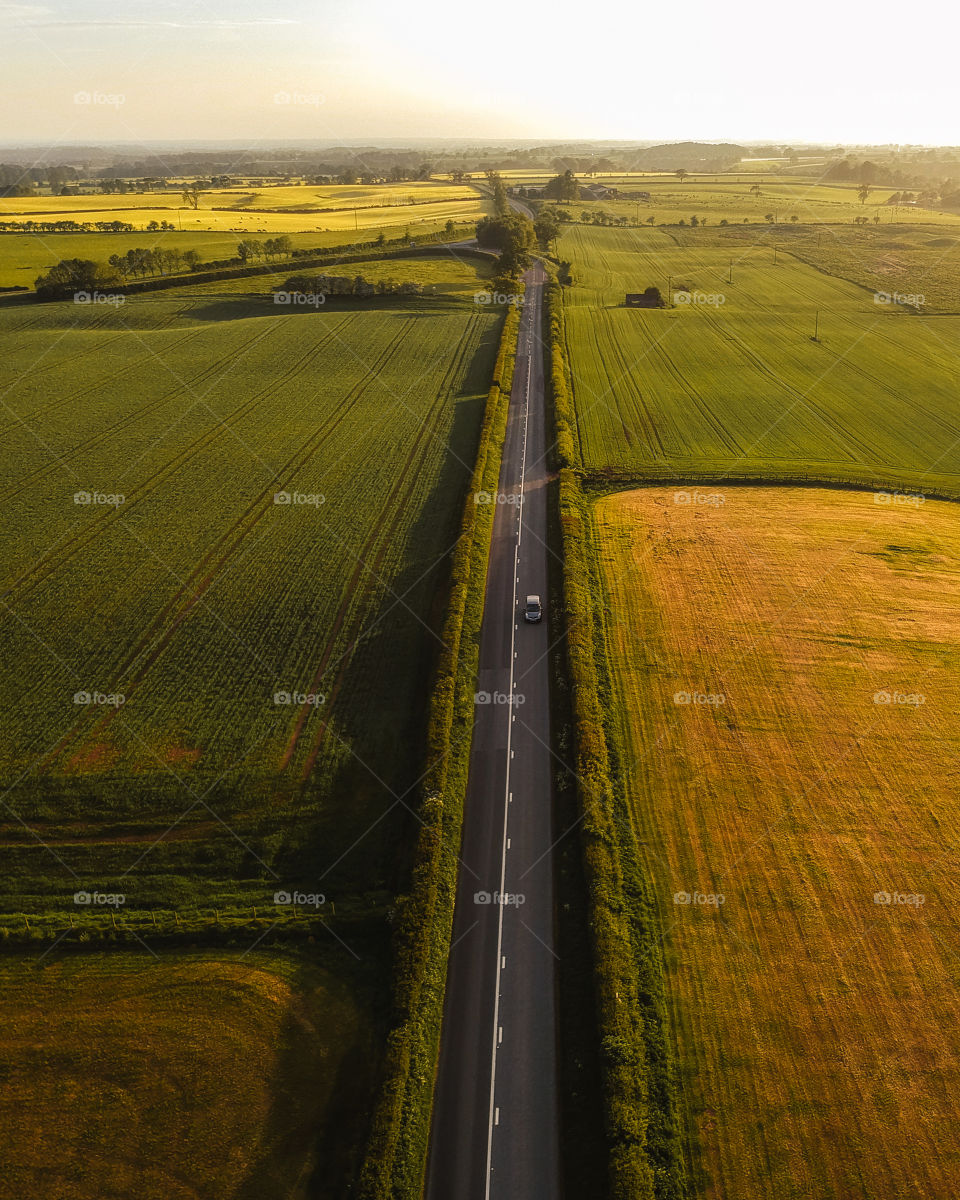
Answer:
[
  {"left": 0, "top": 323, "right": 284, "bottom": 501},
  {"left": 40, "top": 318, "right": 418, "bottom": 770},
  {"left": 0, "top": 325, "right": 205, "bottom": 436},
  {"left": 289, "top": 312, "right": 483, "bottom": 778},
  {"left": 2, "top": 316, "right": 355, "bottom": 606}
]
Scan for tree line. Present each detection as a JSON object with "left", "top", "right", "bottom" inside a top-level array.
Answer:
[{"left": 282, "top": 272, "right": 435, "bottom": 299}]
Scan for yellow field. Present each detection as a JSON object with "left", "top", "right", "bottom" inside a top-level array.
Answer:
[
  {"left": 595, "top": 485, "right": 960, "bottom": 1200},
  {"left": 0, "top": 181, "right": 487, "bottom": 233},
  {"left": 0, "top": 952, "right": 373, "bottom": 1200}
]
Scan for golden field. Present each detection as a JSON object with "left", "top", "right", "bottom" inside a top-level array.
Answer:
[{"left": 595, "top": 485, "right": 960, "bottom": 1199}]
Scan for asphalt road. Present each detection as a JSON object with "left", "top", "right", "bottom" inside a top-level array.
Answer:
[{"left": 426, "top": 261, "right": 560, "bottom": 1200}]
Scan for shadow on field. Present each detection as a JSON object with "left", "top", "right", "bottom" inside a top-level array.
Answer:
[
  {"left": 184, "top": 296, "right": 466, "bottom": 322},
  {"left": 234, "top": 960, "right": 378, "bottom": 1200},
  {"left": 271, "top": 313, "right": 503, "bottom": 906}
]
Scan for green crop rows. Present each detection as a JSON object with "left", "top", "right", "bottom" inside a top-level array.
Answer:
[
  {"left": 0, "top": 289, "right": 502, "bottom": 916},
  {"left": 559, "top": 223, "right": 960, "bottom": 494}
]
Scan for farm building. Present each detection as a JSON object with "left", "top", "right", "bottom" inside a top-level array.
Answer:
[
  {"left": 625, "top": 288, "right": 663, "bottom": 308},
  {"left": 581, "top": 183, "right": 619, "bottom": 200}
]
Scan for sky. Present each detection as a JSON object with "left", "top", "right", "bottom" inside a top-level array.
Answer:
[{"left": 0, "top": 0, "right": 957, "bottom": 147}]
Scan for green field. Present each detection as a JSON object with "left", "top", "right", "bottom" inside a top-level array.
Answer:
[
  {"left": 0, "top": 269, "right": 501, "bottom": 915},
  {"left": 175, "top": 248, "right": 495, "bottom": 300},
  {"left": 568, "top": 177, "right": 954, "bottom": 226},
  {"left": 558, "top": 223, "right": 960, "bottom": 493},
  {"left": 0, "top": 950, "right": 375, "bottom": 1200}
]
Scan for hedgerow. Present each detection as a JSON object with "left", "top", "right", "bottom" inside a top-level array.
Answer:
[{"left": 356, "top": 302, "right": 520, "bottom": 1200}]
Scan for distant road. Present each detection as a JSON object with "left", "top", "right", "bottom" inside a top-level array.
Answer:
[{"left": 426, "top": 258, "right": 560, "bottom": 1199}]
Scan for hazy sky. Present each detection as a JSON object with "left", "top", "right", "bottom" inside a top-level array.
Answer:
[{"left": 0, "top": 0, "right": 956, "bottom": 146}]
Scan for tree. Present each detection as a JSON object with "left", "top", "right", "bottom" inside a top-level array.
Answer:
[
  {"left": 750, "top": 182, "right": 762, "bottom": 198},
  {"left": 181, "top": 185, "right": 202, "bottom": 209},
  {"left": 444, "top": 218, "right": 456, "bottom": 239},
  {"left": 675, "top": 169, "right": 689, "bottom": 183},
  {"left": 183, "top": 249, "right": 202, "bottom": 270},
  {"left": 476, "top": 212, "right": 536, "bottom": 278},
  {"left": 35, "top": 258, "right": 118, "bottom": 300},
  {"left": 542, "top": 169, "right": 579, "bottom": 202},
  {"left": 857, "top": 183, "right": 871, "bottom": 205},
  {"left": 534, "top": 210, "right": 560, "bottom": 250}
]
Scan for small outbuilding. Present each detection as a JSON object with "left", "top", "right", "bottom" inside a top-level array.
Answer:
[{"left": 625, "top": 287, "right": 663, "bottom": 308}]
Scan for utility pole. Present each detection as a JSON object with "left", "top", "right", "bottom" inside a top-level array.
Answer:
[
  {"left": 728, "top": 258, "right": 733, "bottom": 284},
  {"left": 813, "top": 309, "right": 820, "bottom": 341}
]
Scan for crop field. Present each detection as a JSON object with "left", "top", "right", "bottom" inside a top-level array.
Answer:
[
  {"left": 0, "top": 181, "right": 488, "bottom": 237},
  {"left": 0, "top": 284, "right": 502, "bottom": 914},
  {"left": 570, "top": 178, "right": 952, "bottom": 227},
  {"left": 595, "top": 484, "right": 960, "bottom": 1200},
  {"left": 177, "top": 249, "right": 495, "bottom": 301},
  {"left": 0, "top": 950, "right": 375, "bottom": 1199},
  {"left": 558, "top": 223, "right": 960, "bottom": 492}
]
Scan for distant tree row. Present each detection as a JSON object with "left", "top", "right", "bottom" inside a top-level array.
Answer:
[
  {"left": 237, "top": 236, "right": 293, "bottom": 263},
  {"left": 0, "top": 219, "right": 150, "bottom": 233},
  {"left": 282, "top": 272, "right": 435, "bottom": 299},
  {"left": 108, "top": 247, "right": 203, "bottom": 279}
]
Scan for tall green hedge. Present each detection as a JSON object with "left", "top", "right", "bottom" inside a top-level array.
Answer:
[
  {"left": 545, "top": 278, "right": 686, "bottom": 1200},
  {"left": 356, "top": 302, "right": 520, "bottom": 1200}
]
